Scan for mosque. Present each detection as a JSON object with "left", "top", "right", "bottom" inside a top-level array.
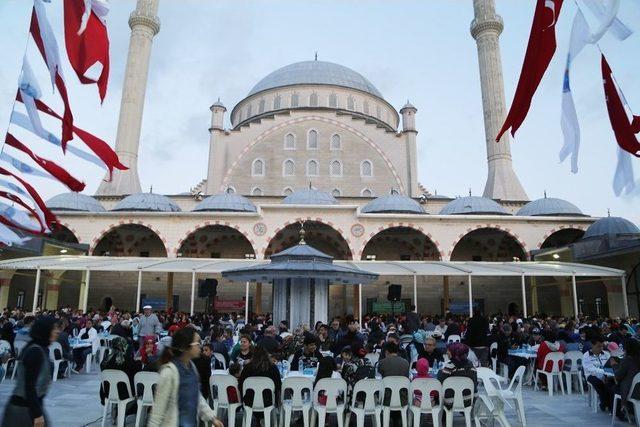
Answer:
[{"left": 1, "top": 0, "right": 638, "bottom": 319}]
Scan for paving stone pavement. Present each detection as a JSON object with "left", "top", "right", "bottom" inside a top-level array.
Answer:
[{"left": 0, "top": 371, "right": 628, "bottom": 426}]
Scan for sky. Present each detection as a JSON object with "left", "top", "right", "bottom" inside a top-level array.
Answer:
[{"left": 0, "top": 0, "right": 639, "bottom": 225}]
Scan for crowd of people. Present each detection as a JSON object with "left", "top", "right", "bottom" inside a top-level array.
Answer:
[{"left": 1, "top": 303, "right": 640, "bottom": 425}]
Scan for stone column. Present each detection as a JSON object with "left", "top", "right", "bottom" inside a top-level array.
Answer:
[
  {"left": 0, "top": 270, "right": 15, "bottom": 309},
  {"left": 254, "top": 282, "right": 263, "bottom": 315},
  {"left": 96, "top": 0, "right": 160, "bottom": 195},
  {"left": 166, "top": 272, "right": 174, "bottom": 310},
  {"left": 559, "top": 282, "right": 574, "bottom": 317},
  {"left": 605, "top": 281, "right": 625, "bottom": 318},
  {"left": 531, "top": 277, "right": 539, "bottom": 314},
  {"left": 470, "top": 0, "right": 527, "bottom": 201},
  {"left": 44, "top": 271, "right": 65, "bottom": 310},
  {"left": 443, "top": 276, "right": 450, "bottom": 314}
]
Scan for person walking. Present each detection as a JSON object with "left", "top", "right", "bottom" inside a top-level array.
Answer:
[
  {"left": 137, "top": 306, "right": 162, "bottom": 344},
  {"left": 2, "top": 316, "right": 59, "bottom": 427},
  {"left": 148, "top": 327, "right": 222, "bottom": 427}
]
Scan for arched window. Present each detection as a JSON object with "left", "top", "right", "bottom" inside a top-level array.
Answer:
[
  {"left": 330, "top": 134, "right": 341, "bottom": 150},
  {"left": 283, "top": 159, "right": 295, "bottom": 176},
  {"left": 251, "top": 187, "right": 263, "bottom": 196},
  {"left": 284, "top": 133, "right": 296, "bottom": 150},
  {"left": 330, "top": 160, "right": 343, "bottom": 177},
  {"left": 347, "top": 96, "right": 355, "bottom": 110},
  {"left": 329, "top": 93, "right": 337, "bottom": 107},
  {"left": 307, "top": 160, "right": 319, "bottom": 176},
  {"left": 361, "top": 188, "right": 373, "bottom": 197},
  {"left": 258, "top": 98, "right": 266, "bottom": 114},
  {"left": 273, "top": 94, "right": 281, "bottom": 110},
  {"left": 360, "top": 160, "right": 372, "bottom": 177},
  {"left": 331, "top": 188, "right": 341, "bottom": 197},
  {"left": 307, "top": 129, "right": 318, "bottom": 149},
  {"left": 283, "top": 187, "right": 294, "bottom": 196},
  {"left": 291, "top": 93, "right": 299, "bottom": 107},
  {"left": 363, "top": 100, "right": 369, "bottom": 114},
  {"left": 310, "top": 92, "right": 318, "bottom": 107},
  {"left": 252, "top": 159, "right": 265, "bottom": 176}
]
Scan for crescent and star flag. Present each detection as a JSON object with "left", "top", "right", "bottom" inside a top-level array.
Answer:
[
  {"left": 601, "top": 55, "right": 640, "bottom": 158},
  {"left": 0, "top": 0, "right": 123, "bottom": 246},
  {"left": 496, "top": 0, "right": 564, "bottom": 142},
  {"left": 64, "top": 0, "right": 110, "bottom": 102}
]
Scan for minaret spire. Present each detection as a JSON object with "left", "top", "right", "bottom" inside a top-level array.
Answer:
[
  {"left": 96, "top": 0, "right": 160, "bottom": 196},
  {"left": 470, "top": 0, "right": 528, "bottom": 201}
]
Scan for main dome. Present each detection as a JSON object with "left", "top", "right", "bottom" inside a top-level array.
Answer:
[{"left": 248, "top": 61, "right": 384, "bottom": 99}]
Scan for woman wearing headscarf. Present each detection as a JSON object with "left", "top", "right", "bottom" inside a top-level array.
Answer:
[
  {"left": 139, "top": 335, "right": 159, "bottom": 369},
  {"left": 437, "top": 342, "right": 478, "bottom": 409},
  {"left": 99, "top": 336, "right": 141, "bottom": 414},
  {"left": 2, "top": 316, "right": 58, "bottom": 427}
]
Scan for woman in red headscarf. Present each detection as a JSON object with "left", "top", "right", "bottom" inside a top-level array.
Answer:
[{"left": 140, "top": 335, "right": 159, "bottom": 369}]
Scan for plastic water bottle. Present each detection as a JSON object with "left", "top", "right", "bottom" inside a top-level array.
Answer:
[
  {"left": 298, "top": 358, "right": 304, "bottom": 373},
  {"left": 277, "top": 361, "right": 283, "bottom": 378},
  {"left": 282, "top": 360, "right": 289, "bottom": 377}
]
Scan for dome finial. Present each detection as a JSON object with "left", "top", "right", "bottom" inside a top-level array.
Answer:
[
  {"left": 308, "top": 181, "right": 313, "bottom": 190},
  {"left": 226, "top": 186, "right": 232, "bottom": 194},
  {"left": 314, "top": 51, "right": 318, "bottom": 61},
  {"left": 149, "top": 185, "right": 153, "bottom": 194},
  {"left": 469, "top": 188, "right": 472, "bottom": 197},
  {"left": 543, "top": 190, "right": 547, "bottom": 198},
  {"left": 299, "top": 221, "right": 306, "bottom": 244},
  {"left": 607, "top": 208, "right": 611, "bottom": 217}
]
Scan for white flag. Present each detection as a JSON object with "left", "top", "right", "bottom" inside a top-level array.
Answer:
[
  {"left": 560, "top": 10, "right": 590, "bottom": 173},
  {"left": 613, "top": 147, "right": 635, "bottom": 196},
  {"left": 582, "top": 0, "right": 633, "bottom": 41},
  {"left": 0, "top": 222, "right": 30, "bottom": 247}
]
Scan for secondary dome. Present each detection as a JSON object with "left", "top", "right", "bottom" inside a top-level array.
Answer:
[
  {"left": 439, "top": 196, "right": 509, "bottom": 215},
  {"left": 248, "top": 61, "right": 383, "bottom": 99},
  {"left": 361, "top": 195, "right": 426, "bottom": 214},
  {"left": 46, "top": 192, "right": 105, "bottom": 212},
  {"left": 282, "top": 188, "right": 338, "bottom": 205},
  {"left": 112, "top": 193, "right": 181, "bottom": 212},
  {"left": 517, "top": 197, "right": 585, "bottom": 217},
  {"left": 193, "top": 193, "right": 257, "bottom": 213},
  {"left": 584, "top": 216, "right": 640, "bottom": 239}
]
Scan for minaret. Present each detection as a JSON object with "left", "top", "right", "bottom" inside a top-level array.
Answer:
[
  {"left": 205, "top": 99, "right": 226, "bottom": 195},
  {"left": 96, "top": 0, "right": 160, "bottom": 196},
  {"left": 470, "top": 0, "right": 528, "bottom": 201},
  {"left": 400, "top": 101, "right": 419, "bottom": 197}
]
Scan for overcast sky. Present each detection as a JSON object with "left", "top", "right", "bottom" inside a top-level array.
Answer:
[{"left": 0, "top": 0, "right": 638, "bottom": 224}]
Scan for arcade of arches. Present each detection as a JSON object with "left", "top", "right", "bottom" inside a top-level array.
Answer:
[{"left": 0, "top": 224, "right": 625, "bottom": 319}]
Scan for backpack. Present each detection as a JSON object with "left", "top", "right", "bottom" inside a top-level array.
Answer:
[{"left": 353, "top": 364, "right": 376, "bottom": 382}]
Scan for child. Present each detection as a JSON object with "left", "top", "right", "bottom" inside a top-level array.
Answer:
[
  {"left": 227, "top": 362, "right": 242, "bottom": 404},
  {"left": 412, "top": 358, "right": 432, "bottom": 406}
]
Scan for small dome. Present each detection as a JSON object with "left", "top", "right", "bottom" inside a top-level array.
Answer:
[
  {"left": 282, "top": 188, "right": 338, "bottom": 205},
  {"left": 400, "top": 101, "right": 416, "bottom": 111},
  {"left": 194, "top": 193, "right": 257, "bottom": 212},
  {"left": 439, "top": 196, "right": 509, "bottom": 215},
  {"left": 584, "top": 216, "right": 640, "bottom": 239},
  {"left": 426, "top": 192, "right": 450, "bottom": 200},
  {"left": 112, "top": 193, "right": 181, "bottom": 212},
  {"left": 361, "top": 195, "right": 426, "bottom": 214},
  {"left": 46, "top": 192, "right": 105, "bottom": 212},
  {"left": 517, "top": 197, "right": 585, "bottom": 217},
  {"left": 248, "top": 61, "right": 383, "bottom": 99}
]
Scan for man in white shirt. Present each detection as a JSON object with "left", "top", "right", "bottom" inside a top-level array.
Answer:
[
  {"left": 583, "top": 337, "right": 613, "bottom": 412},
  {"left": 138, "top": 305, "right": 162, "bottom": 343},
  {"left": 433, "top": 318, "right": 447, "bottom": 339}
]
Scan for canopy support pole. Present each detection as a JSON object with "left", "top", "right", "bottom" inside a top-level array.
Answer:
[
  {"left": 190, "top": 271, "right": 196, "bottom": 316},
  {"left": 82, "top": 269, "right": 90, "bottom": 313},
  {"left": 413, "top": 274, "right": 418, "bottom": 313},
  {"left": 468, "top": 274, "right": 473, "bottom": 317},
  {"left": 358, "top": 283, "right": 363, "bottom": 326},
  {"left": 32, "top": 268, "right": 41, "bottom": 313},
  {"left": 521, "top": 274, "right": 527, "bottom": 318},
  {"left": 621, "top": 275, "right": 629, "bottom": 318},
  {"left": 571, "top": 275, "right": 579, "bottom": 320},
  {"left": 136, "top": 269, "right": 142, "bottom": 312},
  {"left": 245, "top": 281, "right": 249, "bottom": 322}
]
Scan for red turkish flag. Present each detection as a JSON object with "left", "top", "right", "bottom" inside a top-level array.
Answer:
[
  {"left": 64, "top": 0, "right": 110, "bottom": 102},
  {"left": 601, "top": 55, "right": 640, "bottom": 157},
  {"left": 496, "top": 0, "right": 564, "bottom": 142}
]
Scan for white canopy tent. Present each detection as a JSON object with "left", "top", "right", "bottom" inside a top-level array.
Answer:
[{"left": 0, "top": 256, "right": 626, "bottom": 318}]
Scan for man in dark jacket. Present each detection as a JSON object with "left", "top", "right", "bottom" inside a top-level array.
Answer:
[
  {"left": 464, "top": 312, "right": 489, "bottom": 367},
  {"left": 194, "top": 343, "right": 213, "bottom": 399},
  {"left": 256, "top": 325, "right": 281, "bottom": 356},
  {"left": 332, "top": 320, "right": 364, "bottom": 354},
  {"left": 416, "top": 337, "right": 444, "bottom": 367},
  {"left": 291, "top": 335, "right": 323, "bottom": 370},
  {"left": 405, "top": 306, "right": 421, "bottom": 335}
]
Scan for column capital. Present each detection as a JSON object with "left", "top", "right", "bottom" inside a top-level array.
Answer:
[
  {"left": 129, "top": 13, "right": 160, "bottom": 35},
  {"left": 470, "top": 15, "right": 503, "bottom": 39}
]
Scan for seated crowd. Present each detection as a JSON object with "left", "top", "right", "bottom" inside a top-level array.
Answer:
[{"left": 1, "top": 303, "right": 640, "bottom": 424}]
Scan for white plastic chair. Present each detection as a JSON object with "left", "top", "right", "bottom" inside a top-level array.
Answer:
[
  {"left": 346, "top": 378, "right": 382, "bottom": 427},
  {"left": 625, "top": 372, "right": 640, "bottom": 427},
  {"left": 408, "top": 378, "right": 442, "bottom": 427},
  {"left": 242, "top": 376, "right": 277, "bottom": 427},
  {"left": 447, "top": 335, "right": 461, "bottom": 344},
  {"left": 49, "top": 341, "right": 70, "bottom": 381},
  {"left": 312, "top": 377, "right": 347, "bottom": 427},
  {"left": 563, "top": 351, "right": 584, "bottom": 395},
  {"left": 280, "top": 376, "right": 313, "bottom": 427},
  {"left": 489, "top": 342, "right": 498, "bottom": 372},
  {"left": 587, "top": 382, "right": 599, "bottom": 413},
  {"left": 611, "top": 373, "right": 640, "bottom": 426},
  {"left": 1, "top": 358, "right": 14, "bottom": 381},
  {"left": 476, "top": 367, "right": 505, "bottom": 394},
  {"left": 134, "top": 371, "right": 159, "bottom": 427},
  {"left": 534, "top": 352, "right": 565, "bottom": 396},
  {"left": 382, "top": 376, "right": 410, "bottom": 427},
  {"left": 500, "top": 365, "right": 526, "bottom": 427},
  {"left": 210, "top": 373, "right": 242, "bottom": 427},
  {"left": 213, "top": 352, "right": 227, "bottom": 370},
  {"left": 441, "top": 376, "right": 474, "bottom": 427},
  {"left": 100, "top": 369, "right": 135, "bottom": 427},
  {"left": 11, "top": 340, "right": 27, "bottom": 379},
  {"left": 364, "top": 353, "right": 380, "bottom": 366}
]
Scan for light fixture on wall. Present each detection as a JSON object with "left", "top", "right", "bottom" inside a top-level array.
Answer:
[
  {"left": 59, "top": 249, "right": 68, "bottom": 254},
  {"left": 552, "top": 253, "right": 560, "bottom": 259}
]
